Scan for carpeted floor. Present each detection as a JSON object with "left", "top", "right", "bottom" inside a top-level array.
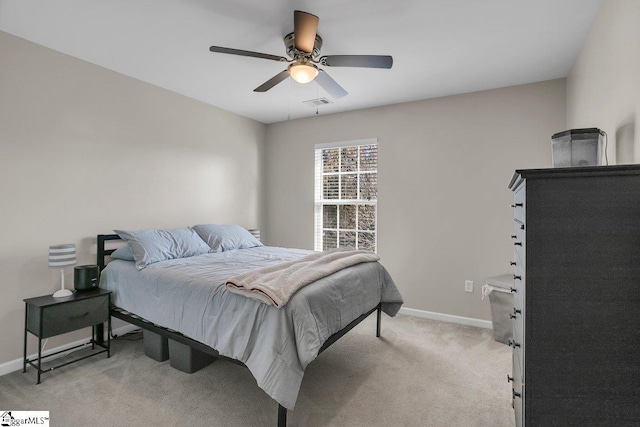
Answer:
[{"left": 0, "top": 314, "right": 514, "bottom": 426}]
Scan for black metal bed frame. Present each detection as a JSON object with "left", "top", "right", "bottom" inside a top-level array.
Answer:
[{"left": 97, "top": 234, "right": 382, "bottom": 427}]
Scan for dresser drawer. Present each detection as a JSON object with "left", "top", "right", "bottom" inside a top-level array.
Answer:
[
  {"left": 512, "top": 306, "right": 524, "bottom": 342},
  {"left": 511, "top": 317, "right": 524, "bottom": 377},
  {"left": 513, "top": 241, "right": 525, "bottom": 265},
  {"left": 510, "top": 335, "right": 523, "bottom": 369},
  {"left": 28, "top": 296, "right": 109, "bottom": 338},
  {"left": 512, "top": 307, "right": 523, "bottom": 341},
  {"left": 510, "top": 255, "right": 524, "bottom": 278},
  {"left": 512, "top": 349, "right": 523, "bottom": 390},
  {"left": 512, "top": 187, "right": 525, "bottom": 223},
  {"left": 513, "top": 219, "right": 525, "bottom": 242},
  {"left": 511, "top": 269, "right": 525, "bottom": 314},
  {"left": 511, "top": 356, "right": 524, "bottom": 427}
]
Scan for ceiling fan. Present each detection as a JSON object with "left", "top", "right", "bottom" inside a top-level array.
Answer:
[{"left": 209, "top": 10, "right": 393, "bottom": 99}]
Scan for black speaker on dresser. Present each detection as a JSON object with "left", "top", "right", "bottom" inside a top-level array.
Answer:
[{"left": 74, "top": 265, "right": 100, "bottom": 291}]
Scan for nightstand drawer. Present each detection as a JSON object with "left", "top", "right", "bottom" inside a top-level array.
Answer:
[{"left": 28, "top": 296, "right": 109, "bottom": 338}]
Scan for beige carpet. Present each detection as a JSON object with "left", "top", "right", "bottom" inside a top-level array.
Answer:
[{"left": 0, "top": 314, "right": 514, "bottom": 426}]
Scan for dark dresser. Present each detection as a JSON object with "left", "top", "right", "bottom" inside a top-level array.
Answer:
[{"left": 508, "top": 165, "right": 640, "bottom": 426}]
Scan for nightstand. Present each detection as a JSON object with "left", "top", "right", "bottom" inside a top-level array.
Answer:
[{"left": 23, "top": 289, "right": 111, "bottom": 383}]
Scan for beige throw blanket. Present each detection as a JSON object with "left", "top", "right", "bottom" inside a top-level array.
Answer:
[{"left": 225, "top": 248, "right": 380, "bottom": 308}]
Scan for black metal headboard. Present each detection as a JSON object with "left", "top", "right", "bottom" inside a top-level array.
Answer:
[{"left": 97, "top": 234, "right": 122, "bottom": 272}]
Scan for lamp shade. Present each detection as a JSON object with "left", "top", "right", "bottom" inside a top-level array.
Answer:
[
  {"left": 248, "top": 229, "right": 261, "bottom": 241},
  {"left": 288, "top": 62, "right": 318, "bottom": 84},
  {"left": 48, "top": 244, "right": 76, "bottom": 267}
]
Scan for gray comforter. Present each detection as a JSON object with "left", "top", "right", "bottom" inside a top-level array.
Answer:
[{"left": 100, "top": 246, "right": 403, "bottom": 410}]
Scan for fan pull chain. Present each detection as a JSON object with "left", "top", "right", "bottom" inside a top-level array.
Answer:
[{"left": 287, "top": 77, "right": 291, "bottom": 121}]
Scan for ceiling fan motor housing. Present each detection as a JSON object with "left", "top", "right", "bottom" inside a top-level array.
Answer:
[{"left": 284, "top": 32, "right": 323, "bottom": 59}]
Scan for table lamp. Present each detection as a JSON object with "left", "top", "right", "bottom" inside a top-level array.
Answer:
[
  {"left": 248, "top": 229, "right": 261, "bottom": 241},
  {"left": 49, "top": 244, "right": 76, "bottom": 298}
]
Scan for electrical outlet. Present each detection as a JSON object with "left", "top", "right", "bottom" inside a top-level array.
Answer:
[{"left": 465, "top": 280, "right": 474, "bottom": 293}]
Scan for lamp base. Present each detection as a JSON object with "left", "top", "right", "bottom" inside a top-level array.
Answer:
[{"left": 53, "top": 288, "right": 74, "bottom": 298}]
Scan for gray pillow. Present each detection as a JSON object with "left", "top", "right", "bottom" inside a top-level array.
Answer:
[
  {"left": 114, "top": 227, "right": 211, "bottom": 270},
  {"left": 110, "top": 244, "right": 135, "bottom": 261},
  {"left": 192, "top": 224, "right": 263, "bottom": 252}
]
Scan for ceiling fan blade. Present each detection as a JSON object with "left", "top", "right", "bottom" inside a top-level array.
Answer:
[
  {"left": 294, "top": 10, "right": 319, "bottom": 53},
  {"left": 316, "top": 70, "right": 348, "bottom": 99},
  {"left": 254, "top": 70, "right": 290, "bottom": 92},
  {"left": 209, "top": 46, "right": 288, "bottom": 62},
  {"left": 321, "top": 55, "right": 393, "bottom": 69}
]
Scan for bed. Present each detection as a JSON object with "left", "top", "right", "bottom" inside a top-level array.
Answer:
[{"left": 96, "top": 231, "right": 403, "bottom": 426}]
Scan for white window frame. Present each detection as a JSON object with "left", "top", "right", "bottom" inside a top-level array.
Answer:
[{"left": 314, "top": 139, "right": 378, "bottom": 252}]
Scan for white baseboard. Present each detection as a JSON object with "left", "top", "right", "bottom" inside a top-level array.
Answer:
[
  {"left": 398, "top": 307, "right": 493, "bottom": 329},
  {"left": 0, "top": 323, "right": 139, "bottom": 377}
]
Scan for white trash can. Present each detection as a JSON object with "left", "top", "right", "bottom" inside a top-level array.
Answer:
[{"left": 482, "top": 274, "right": 514, "bottom": 345}]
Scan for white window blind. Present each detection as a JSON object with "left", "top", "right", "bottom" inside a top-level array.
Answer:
[{"left": 314, "top": 140, "right": 378, "bottom": 252}]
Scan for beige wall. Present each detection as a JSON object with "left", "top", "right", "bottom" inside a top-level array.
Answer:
[
  {"left": 0, "top": 31, "right": 266, "bottom": 365},
  {"left": 265, "top": 79, "right": 566, "bottom": 321},
  {"left": 567, "top": 0, "right": 640, "bottom": 164}
]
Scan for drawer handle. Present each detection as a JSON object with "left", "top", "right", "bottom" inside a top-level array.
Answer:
[
  {"left": 512, "top": 389, "right": 522, "bottom": 399},
  {"left": 514, "top": 242, "right": 522, "bottom": 246},
  {"left": 513, "top": 308, "right": 522, "bottom": 315},
  {"left": 507, "top": 375, "right": 514, "bottom": 383},
  {"left": 510, "top": 261, "right": 516, "bottom": 266},
  {"left": 513, "top": 275, "right": 521, "bottom": 280},
  {"left": 510, "top": 313, "right": 517, "bottom": 319},
  {"left": 511, "top": 235, "right": 517, "bottom": 239},
  {"left": 510, "top": 287, "right": 517, "bottom": 293},
  {"left": 68, "top": 312, "right": 89, "bottom": 320},
  {"left": 511, "top": 203, "right": 523, "bottom": 208},
  {"left": 508, "top": 340, "right": 521, "bottom": 348}
]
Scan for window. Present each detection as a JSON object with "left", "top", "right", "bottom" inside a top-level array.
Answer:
[{"left": 314, "top": 140, "right": 377, "bottom": 252}]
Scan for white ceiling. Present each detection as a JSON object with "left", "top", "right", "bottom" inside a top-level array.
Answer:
[{"left": 0, "top": 0, "right": 602, "bottom": 124}]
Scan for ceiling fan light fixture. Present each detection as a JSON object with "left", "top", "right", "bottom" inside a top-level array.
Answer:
[
  {"left": 209, "top": 10, "right": 391, "bottom": 96},
  {"left": 288, "top": 61, "right": 318, "bottom": 84}
]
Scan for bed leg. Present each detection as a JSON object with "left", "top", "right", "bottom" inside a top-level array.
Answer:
[
  {"left": 277, "top": 404, "right": 287, "bottom": 427},
  {"left": 376, "top": 303, "right": 382, "bottom": 338}
]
